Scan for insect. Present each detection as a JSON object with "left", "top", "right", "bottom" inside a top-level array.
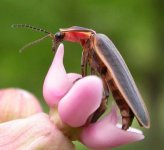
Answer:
[{"left": 12, "top": 24, "right": 150, "bottom": 130}]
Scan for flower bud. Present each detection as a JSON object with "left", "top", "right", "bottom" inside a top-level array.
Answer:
[{"left": 0, "top": 88, "right": 42, "bottom": 122}]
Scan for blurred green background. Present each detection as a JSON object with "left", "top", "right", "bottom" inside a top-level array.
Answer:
[{"left": 0, "top": 0, "right": 163, "bottom": 149}]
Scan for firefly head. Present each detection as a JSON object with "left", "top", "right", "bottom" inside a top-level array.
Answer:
[
  {"left": 51, "top": 32, "right": 65, "bottom": 52},
  {"left": 54, "top": 32, "right": 65, "bottom": 42}
]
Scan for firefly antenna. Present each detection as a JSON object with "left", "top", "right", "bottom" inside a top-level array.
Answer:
[
  {"left": 19, "top": 34, "right": 51, "bottom": 53},
  {"left": 11, "top": 24, "right": 55, "bottom": 52},
  {"left": 11, "top": 24, "right": 51, "bottom": 34}
]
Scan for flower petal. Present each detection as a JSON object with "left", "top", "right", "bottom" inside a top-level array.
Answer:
[
  {"left": 58, "top": 76, "right": 103, "bottom": 127},
  {"left": 0, "top": 113, "right": 75, "bottom": 150},
  {"left": 43, "top": 44, "right": 73, "bottom": 107},
  {"left": 67, "top": 73, "right": 82, "bottom": 84},
  {"left": 0, "top": 88, "right": 42, "bottom": 122},
  {"left": 99, "top": 105, "right": 118, "bottom": 125},
  {"left": 80, "top": 107, "right": 144, "bottom": 149}
]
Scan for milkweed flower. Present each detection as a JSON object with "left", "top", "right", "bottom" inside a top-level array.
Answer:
[
  {"left": 43, "top": 44, "right": 145, "bottom": 149},
  {"left": 0, "top": 87, "right": 74, "bottom": 150},
  {"left": 0, "top": 113, "right": 75, "bottom": 150},
  {"left": 0, "top": 88, "right": 42, "bottom": 122},
  {"left": 0, "top": 43, "right": 145, "bottom": 150}
]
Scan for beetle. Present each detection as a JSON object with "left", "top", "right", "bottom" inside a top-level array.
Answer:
[{"left": 12, "top": 24, "right": 150, "bottom": 130}]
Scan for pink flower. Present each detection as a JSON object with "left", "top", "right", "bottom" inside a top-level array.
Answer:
[
  {"left": 0, "top": 113, "right": 74, "bottom": 150},
  {"left": 0, "top": 88, "right": 42, "bottom": 122},
  {"left": 43, "top": 44, "right": 145, "bottom": 149},
  {"left": 0, "top": 88, "right": 74, "bottom": 150},
  {"left": 80, "top": 107, "right": 144, "bottom": 150},
  {"left": 0, "top": 43, "right": 145, "bottom": 150}
]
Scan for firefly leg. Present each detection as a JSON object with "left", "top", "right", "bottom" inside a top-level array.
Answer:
[
  {"left": 91, "top": 67, "right": 96, "bottom": 75},
  {"left": 90, "top": 66, "right": 109, "bottom": 99},
  {"left": 102, "top": 78, "right": 110, "bottom": 100},
  {"left": 81, "top": 50, "right": 88, "bottom": 77},
  {"left": 73, "top": 50, "right": 89, "bottom": 84},
  {"left": 90, "top": 66, "right": 110, "bottom": 100},
  {"left": 91, "top": 78, "right": 109, "bottom": 122},
  {"left": 88, "top": 55, "right": 110, "bottom": 122},
  {"left": 51, "top": 40, "right": 56, "bottom": 52}
]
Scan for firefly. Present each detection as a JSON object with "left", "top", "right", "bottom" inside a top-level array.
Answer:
[{"left": 12, "top": 24, "right": 150, "bottom": 130}]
